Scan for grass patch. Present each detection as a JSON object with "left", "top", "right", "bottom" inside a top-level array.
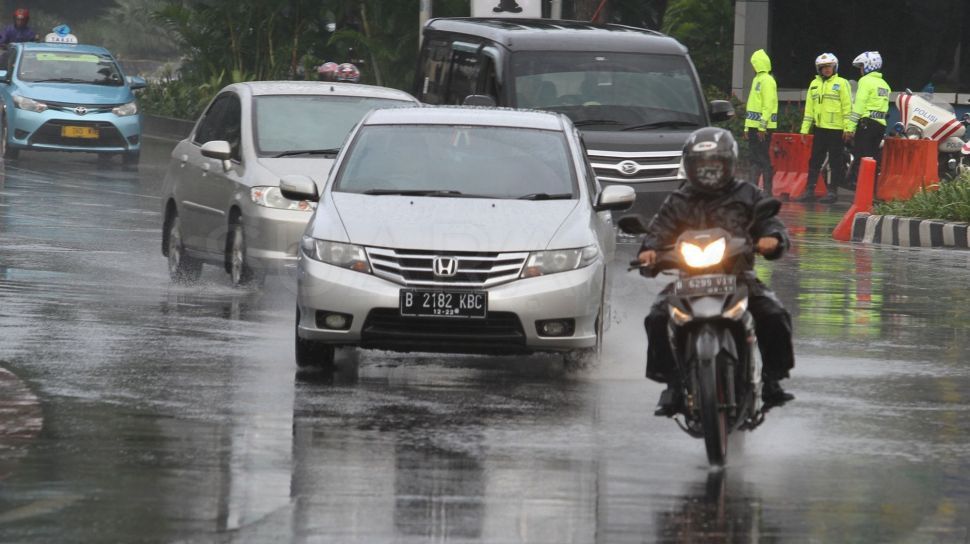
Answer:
[{"left": 874, "top": 172, "right": 970, "bottom": 222}]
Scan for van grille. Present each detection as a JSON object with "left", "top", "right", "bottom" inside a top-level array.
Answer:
[
  {"left": 587, "top": 149, "right": 682, "bottom": 183},
  {"left": 366, "top": 248, "right": 528, "bottom": 288}
]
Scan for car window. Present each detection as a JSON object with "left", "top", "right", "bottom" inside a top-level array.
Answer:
[
  {"left": 17, "top": 51, "right": 124, "bottom": 86},
  {"left": 221, "top": 94, "right": 242, "bottom": 161},
  {"left": 193, "top": 93, "right": 242, "bottom": 161},
  {"left": 253, "top": 95, "right": 414, "bottom": 156},
  {"left": 446, "top": 44, "right": 481, "bottom": 105},
  {"left": 419, "top": 38, "right": 452, "bottom": 103},
  {"left": 335, "top": 124, "right": 577, "bottom": 199}
]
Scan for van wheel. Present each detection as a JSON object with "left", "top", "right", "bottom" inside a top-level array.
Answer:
[
  {"left": 295, "top": 309, "right": 335, "bottom": 368},
  {"left": 167, "top": 213, "right": 202, "bottom": 283}
]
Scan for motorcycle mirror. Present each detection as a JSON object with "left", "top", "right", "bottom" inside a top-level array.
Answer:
[
  {"left": 962, "top": 113, "right": 970, "bottom": 123},
  {"left": 893, "top": 122, "right": 905, "bottom": 134},
  {"left": 904, "top": 88, "right": 913, "bottom": 95},
  {"left": 617, "top": 215, "right": 649, "bottom": 235},
  {"left": 948, "top": 158, "right": 958, "bottom": 172},
  {"left": 753, "top": 197, "right": 782, "bottom": 221}
]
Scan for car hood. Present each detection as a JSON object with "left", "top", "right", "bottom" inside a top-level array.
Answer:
[
  {"left": 18, "top": 82, "right": 133, "bottom": 104},
  {"left": 256, "top": 157, "right": 335, "bottom": 188},
  {"left": 329, "top": 193, "right": 579, "bottom": 252}
]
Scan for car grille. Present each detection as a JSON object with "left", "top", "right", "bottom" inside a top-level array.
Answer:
[
  {"left": 587, "top": 149, "right": 683, "bottom": 183},
  {"left": 43, "top": 101, "right": 122, "bottom": 115},
  {"left": 29, "top": 120, "right": 128, "bottom": 148},
  {"left": 366, "top": 248, "right": 528, "bottom": 288},
  {"left": 360, "top": 309, "right": 527, "bottom": 353}
]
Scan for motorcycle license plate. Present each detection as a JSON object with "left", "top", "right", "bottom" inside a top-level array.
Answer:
[
  {"left": 61, "top": 126, "right": 99, "bottom": 139},
  {"left": 400, "top": 289, "right": 487, "bottom": 318},
  {"left": 674, "top": 275, "right": 736, "bottom": 296}
]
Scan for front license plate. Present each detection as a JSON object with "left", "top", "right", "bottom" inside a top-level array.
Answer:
[
  {"left": 61, "top": 126, "right": 99, "bottom": 139},
  {"left": 674, "top": 275, "right": 737, "bottom": 296},
  {"left": 400, "top": 289, "right": 487, "bottom": 318}
]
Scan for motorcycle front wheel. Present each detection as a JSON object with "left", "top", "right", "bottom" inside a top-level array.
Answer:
[{"left": 698, "top": 358, "right": 728, "bottom": 466}]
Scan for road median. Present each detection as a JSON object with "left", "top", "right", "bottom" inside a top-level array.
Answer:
[{"left": 850, "top": 212, "right": 970, "bottom": 248}]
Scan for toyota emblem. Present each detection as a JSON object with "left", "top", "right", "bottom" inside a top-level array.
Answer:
[
  {"left": 74, "top": 106, "right": 88, "bottom": 115},
  {"left": 618, "top": 160, "right": 639, "bottom": 175}
]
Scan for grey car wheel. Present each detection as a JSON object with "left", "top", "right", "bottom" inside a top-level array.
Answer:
[
  {"left": 228, "top": 222, "right": 260, "bottom": 287},
  {"left": 563, "top": 299, "right": 604, "bottom": 371},
  {"left": 295, "top": 308, "right": 336, "bottom": 368},
  {"left": 167, "top": 214, "right": 202, "bottom": 282}
]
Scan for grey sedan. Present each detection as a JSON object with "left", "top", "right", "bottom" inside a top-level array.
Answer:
[{"left": 160, "top": 81, "right": 419, "bottom": 285}]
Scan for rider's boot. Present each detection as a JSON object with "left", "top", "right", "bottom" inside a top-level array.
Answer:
[
  {"left": 763, "top": 378, "right": 794, "bottom": 409},
  {"left": 654, "top": 382, "right": 683, "bottom": 417}
]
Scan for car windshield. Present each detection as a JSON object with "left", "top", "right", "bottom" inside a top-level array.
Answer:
[
  {"left": 253, "top": 95, "right": 414, "bottom": 156},
  {"left": 18, "top": 51, "right": 124, "bottom": 86},
  {"left": 511, "top": 51, "right": 705, "bottom": 130},
  {"left": 334, "top": 124, "right": 577, "bottom": 199}
]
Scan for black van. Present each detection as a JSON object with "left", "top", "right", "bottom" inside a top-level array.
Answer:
[{"left": 414, "top": 18, "right": 733, "bottom": 217}]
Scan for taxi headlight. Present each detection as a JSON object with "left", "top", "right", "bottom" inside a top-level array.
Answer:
[
  {"left": 680, "top": 238, "right": 726, "bottom": 268},
  {"left": 250, "top": 186, "right": 314, "bottom": 211},
  {"left": 112, "top": 101, "right": 138, "bottom": 117},
  {"left": 301, "top": 237, "right": 370, "bottom": 273},
  {"left": 520, "top": 246, "right": 598, "bottom": 278},
  {"left": 13, "top": 95, "right": 47, "bottom": 113}
]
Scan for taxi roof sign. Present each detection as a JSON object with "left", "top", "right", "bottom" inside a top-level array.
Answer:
[{"left": 45, "top": 33, "right": 78, "bottom": 44}]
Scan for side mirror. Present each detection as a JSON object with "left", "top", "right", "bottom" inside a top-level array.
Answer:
[
  {"left": 617, "top": 214, "right": 649, "bottom": 235},
  {"left": 200, "top": 140, "right": 232, "bottom": 161},
  {"left": 279, "top": 174, "right": 319, "bottom": 202},
  {"left": 462, "top": 94, "right": 496, "bottom": 107},
  {"left": 594, "top": 184, "right": 636, "bottom": 212},
  {"left": 753, "top": 196, "right": 782, "bottom": 221},
  {"left": 127, "top": 75, "right": 147, "bottom": 90},
  {"left": 893, "top": 121, "right": 905, "bottom": 135},
  {"left": 709, "top": 100, "right": 734, "bottom": 123}
]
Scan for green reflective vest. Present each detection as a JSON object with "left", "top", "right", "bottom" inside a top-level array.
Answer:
[
  {"left": 847, "top": 71, "right": 891, "bottom": 131},
  {"left": 800, "top": 74, "right": 852, "bottom": 133},
  {"left": 745, "top": 49, "right": 778, "bottom": 131}
]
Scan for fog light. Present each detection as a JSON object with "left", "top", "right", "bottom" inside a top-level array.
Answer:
[
  {"left": 316, "top": 311, "right": 353, "bottom": 330},
  {"left": 14, "top": 129, "right": 28, "bottom": 139},
  {"left": 536, "top": 319, "right": 575, "bottom": 337}
]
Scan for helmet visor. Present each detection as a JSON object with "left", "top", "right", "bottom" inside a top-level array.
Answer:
[{"left": 688, "top": 158, "right": 729, "bottom": 190}]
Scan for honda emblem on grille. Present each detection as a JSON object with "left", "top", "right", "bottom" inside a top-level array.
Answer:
[
  {"left": 618, "top": 160, "right": 639, "bottom": 175},
  {"left": 432, "top": 257, "right": 458, "bottom": 277},
  {"left": 74, "top": 106, "right": 88, "bottom": 115}
]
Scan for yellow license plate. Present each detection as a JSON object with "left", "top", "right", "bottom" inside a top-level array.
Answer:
[{"left": 61, "top": 126, "right": 99, "bottom": 139}]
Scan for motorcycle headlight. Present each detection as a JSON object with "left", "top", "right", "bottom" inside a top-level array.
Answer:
[
  {"left": 521, "top": 246, "right": 598, "bottom": 278},
  {"left": 680, "top": 238, "right": 726, "bottom": 268},
  {"left": 300, "top": 237, "right": 370, "bottom": 273},
  {"left": 112, "top": 101, "right": 138, "bottom": 116},
  {"left": 13, "top": 95, "right": 47, "bottom": 113},
  {"left": 251, "top": 186, "right": 314, "bottom": 211}
]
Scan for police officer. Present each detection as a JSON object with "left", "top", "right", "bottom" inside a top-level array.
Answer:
[
  {"left": 795, "top": 53, "right": 852, "bottom": 204},
  {"left": 846, "top": 51, "right": 891, "bottom": 190},
  {"left": 744, "top": 49, "right": 778, "bottom": 195}
]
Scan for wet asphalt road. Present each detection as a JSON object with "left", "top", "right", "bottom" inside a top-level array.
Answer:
[{"left": 0, "top": 139, "right": 969, "bottom": 543}]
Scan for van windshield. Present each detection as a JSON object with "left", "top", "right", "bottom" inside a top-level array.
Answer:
[
  {"left": 335, "top": 124, "right": 577, "bottom": 199},
  {"left": 511, "top": 51, "right": 705, "bottom": 130}
]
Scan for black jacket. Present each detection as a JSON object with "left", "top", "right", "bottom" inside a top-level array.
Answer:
[{"left": 639, "top": 179, "right": 790, "bottom": 272}]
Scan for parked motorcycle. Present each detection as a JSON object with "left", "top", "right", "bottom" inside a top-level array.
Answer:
[
  {"left": 894, "top": 90, "right": 970, "bottom": 178},
  {"left": 618, "top": 197, "right": 781, "bottom": 466}
]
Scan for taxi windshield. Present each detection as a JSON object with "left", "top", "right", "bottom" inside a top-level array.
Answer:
[{"left": 18, "top": 51, "right": 124, "bottom": 86}]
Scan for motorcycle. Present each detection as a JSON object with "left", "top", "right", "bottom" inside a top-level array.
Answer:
[
  {"left": 894, "top": 90, "right": 970, "bottom": 178},
  {"left": 618, "top": 197, "right": 781, "bottom": 466}
]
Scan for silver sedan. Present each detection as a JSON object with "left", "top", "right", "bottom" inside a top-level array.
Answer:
[{"left": 160, "top": 81, "right": 419, "bottom": 285}]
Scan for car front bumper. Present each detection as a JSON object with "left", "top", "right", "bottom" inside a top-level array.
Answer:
[
  {"left": 7, "top": 108, "right": 141, "bottom": 154},
  {"left": 296, "top": 256, "right": 604, "bottom": 354}
]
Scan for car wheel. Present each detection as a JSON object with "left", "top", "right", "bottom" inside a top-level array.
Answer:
[
  {"left": 295, "top": 308, "right": 335, "bottom": 368},
  {"left": 227, "top": 222, "right": 261, "bottom": 287},
  {"left": 2, "top": 116, "right": 18, "bottom": 160},
  {"left": 122, "top": 150, "right": 140, "bottom": 169},
  {"left": 167, "top": 213, "right": 202, "bottom": 283},
  {"left": 563, "top": 300, "right": 604, "bottom": 371}
]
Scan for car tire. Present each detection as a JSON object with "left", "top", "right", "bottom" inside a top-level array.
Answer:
[
  {"left": 227, "top": 222, "right": 261, "bottom": 287},
  {"left": 563, "top": 300, "right": 604, "bottom": 371},
  {"left": 295, "top": 308, "right": 336, "bottom": 368},
  {"left": 2, "top": 117, "right": 18, "bottom": 160},
  {"left": 122, "top": 150, "right": 140, "bottom": 169},
  {"left": 167, "top": 213, "right": 202, "bottom": 283}
]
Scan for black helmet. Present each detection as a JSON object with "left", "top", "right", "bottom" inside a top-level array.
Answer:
[{"left": 682, "top": 127, "right": 737, "bottom": 193}]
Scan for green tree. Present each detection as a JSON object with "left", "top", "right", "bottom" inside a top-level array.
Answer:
[{"left": 662, "top": 0, "right": 733, "bottom": 94}]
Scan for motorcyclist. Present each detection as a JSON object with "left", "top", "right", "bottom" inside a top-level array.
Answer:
[
  {"left": 334, "top": 62, "right": 360, "bottom": 83},
  {"left": 639, "top": 127, "right": 796, "bottom": 416},
  {"left": 0, "top": 8, "right": 36, "bottom": 45}
]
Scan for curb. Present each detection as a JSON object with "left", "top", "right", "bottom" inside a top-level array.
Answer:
[{"left": 850, "top": 213, "right": 970, "bottom": 249}]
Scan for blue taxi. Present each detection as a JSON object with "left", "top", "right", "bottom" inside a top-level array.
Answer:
[{"left": 0, "top": 41, "right": 145, "bottom": 164}]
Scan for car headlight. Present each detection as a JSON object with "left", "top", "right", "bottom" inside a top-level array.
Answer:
[
  {"left": 680, "top": 238, "right": 726, "bottom": 268},
  {"left": 521, "top": 246, "right": 598, "bottom": 278},
  {"left": 300, "top": 237, "right": 370, "bottom": 273},
  {"left": 13, "top": 95, "right": 47, "bottom": 113},
  {"left": 251, "top": 186, "right": 314, "bottom": 211},
  {"left": 112, "top": 101, "right": 138, "bottom": 117}
]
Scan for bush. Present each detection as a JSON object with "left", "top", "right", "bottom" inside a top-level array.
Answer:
[
  {"left": 137, "top": 78, "right": 212, "bottom": 120},
  {"left": 874, "top": 173, "right": 970, "bottom": 222}
]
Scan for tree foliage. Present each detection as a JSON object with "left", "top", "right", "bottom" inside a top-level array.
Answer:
[{"left": 662, "top": 0, "right": 734, "bottom": 95}]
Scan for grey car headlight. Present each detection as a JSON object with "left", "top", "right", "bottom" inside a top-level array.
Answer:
[
  {"left": 112, "top": 101, "right": 138, "bottom": 116},
  {"left": 13, "top": 95, "right": 48, "bottom": 113},
  {"left": 301, "top": 237, "right": 370, "bottom": 273},
  {"left": 251, "top": 186, "right": 314, "bottom": 211},
  {"left": 521, "top": 246, "right": 598, "bottom": 278}
]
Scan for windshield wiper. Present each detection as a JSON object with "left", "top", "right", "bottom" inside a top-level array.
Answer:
[
  {"left": 272, "top": 148, "right": 340, "bottom": 158},
  {"left": 573, "top": 119, "right": 623, "bottom": 127},
  {"left": 361, "top": 189, "right": 468, "bottom": 197},
  {"left": 622, "top": 120, "right": 701, "bottom": 131},
  {"left": 32, "top": 77, "right": 89, "bottom": 83},
  {"left": 516, "top": 192, "right": 574, "bottom": 200}
]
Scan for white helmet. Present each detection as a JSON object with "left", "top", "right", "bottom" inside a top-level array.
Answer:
[
  {"left": 815, "top": 52, "right": 838, "bottom": 74},
  {"left": 852, "top": 51, "right": 882, "bottom": 74}
]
